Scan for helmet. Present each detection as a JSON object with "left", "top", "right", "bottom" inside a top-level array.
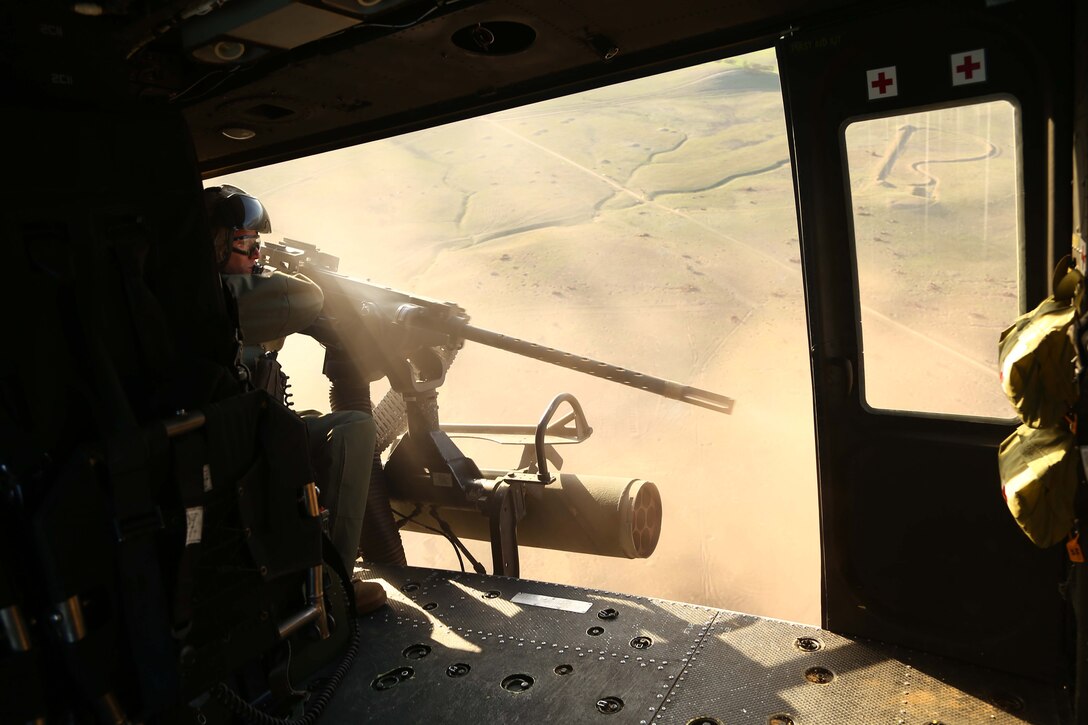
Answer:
[
  {"left": 203, "top": 184, "right": 272, "bottom": 234},
  {"left": 204, "top": 185, "right": 271, "bottom": 268}
]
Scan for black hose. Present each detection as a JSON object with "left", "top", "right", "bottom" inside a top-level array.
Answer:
[
  {"left": 327, "top": 358, "right": 406, "bottom": 566},
  {"left": 212, "top": 623, "right": 360, "bottom": 725},
  {"left": 359, "top": 457, "right": 407, "bottom": 565},
  {"left": 327, "top": 370, "right": 371, "bottom": 415},
  {"left": 212, "top": 553, "right": 359, "bottom": 725}
]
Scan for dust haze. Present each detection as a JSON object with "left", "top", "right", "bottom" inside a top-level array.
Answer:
[{"left": 209, "top": 51, "right": 1017, "bottom": 626}]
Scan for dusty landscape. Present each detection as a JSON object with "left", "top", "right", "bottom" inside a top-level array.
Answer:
[{"left": 210, "top": 51, "right": 1017, "bottom": 626}]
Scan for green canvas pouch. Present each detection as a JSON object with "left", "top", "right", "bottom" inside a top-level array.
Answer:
[
  {"left": 998, "top": 423, "right": 1078, "bottom": 548},
  {"left": 998, "top": 262, "right": 1081, "bottom": 428}
]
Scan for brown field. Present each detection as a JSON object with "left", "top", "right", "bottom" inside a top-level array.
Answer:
[{"left": 210, "top": 53, "right": 1017, "bottom": 626}]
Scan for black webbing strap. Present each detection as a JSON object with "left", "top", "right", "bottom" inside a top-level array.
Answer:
[
  {"left": 30, "top": 449, "right": 124, "bottom": 717},
  {"left": 107, "top": 425, "right": 178, "bottom": 713},
  {"left": 170, "top": 430, "right": 208, "bottom": 630},
  {"left": 251, "top": 351, "right": 289, "bottom": 406},
  {"left": 220, "top": 279, "right": 251, "bottom": 387},
  {"left": 237, "top": 400, "right": 323, "bottom": 580}
]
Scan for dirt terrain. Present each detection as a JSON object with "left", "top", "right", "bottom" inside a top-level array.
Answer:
[{"left": 210, "top": 53, "right": 1017, "bottom": 626}]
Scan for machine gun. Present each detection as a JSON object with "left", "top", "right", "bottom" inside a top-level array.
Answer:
[{"left": 261, "top": 239, "right": 734, "bottom": 576}]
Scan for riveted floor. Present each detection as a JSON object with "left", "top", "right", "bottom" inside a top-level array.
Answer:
[{"left": 319, "top": 565, "right": 1068, "bottom": 724}]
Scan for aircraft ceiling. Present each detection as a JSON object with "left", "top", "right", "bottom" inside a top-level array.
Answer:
[{"left": 14, "top": 0, "right": 895, "bottom": 174}]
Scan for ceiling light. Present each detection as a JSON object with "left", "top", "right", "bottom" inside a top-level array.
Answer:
[
  {"left": 221, "top": 127, "right": 257, "bottom": 140},
  {"left": 72, "top": 3, "right": 103, "bottom": 16},
  {"left": 214, "top": 41, "right": 247, "bottom": 61}
]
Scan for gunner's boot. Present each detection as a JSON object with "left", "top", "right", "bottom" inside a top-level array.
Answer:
[{"left": 353, "top": 579, "right": 388, "bottom": 615}]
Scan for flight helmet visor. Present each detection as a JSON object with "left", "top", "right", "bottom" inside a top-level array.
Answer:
[
  {"left": 219, "top": 191, "right": 271, "bottom": 233},
  {"left": 205, "top": 184, "right": 272, "bottom": 234}
]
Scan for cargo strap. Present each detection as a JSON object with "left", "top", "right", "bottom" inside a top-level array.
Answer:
[
  {"left": 107, "top": 425, "right": 178, "bottom": 714},
  {"left": 170, "top": 431, "right": 208, "bottom": 630}
]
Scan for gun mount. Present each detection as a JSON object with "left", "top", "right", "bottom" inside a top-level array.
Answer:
[{"left": 261, "top": 238, "right": 733, "bottom": 576}]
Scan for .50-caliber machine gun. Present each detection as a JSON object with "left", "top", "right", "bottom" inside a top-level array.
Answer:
[{"left": 261, "top": 239, "right": 734, "bottom": 577}]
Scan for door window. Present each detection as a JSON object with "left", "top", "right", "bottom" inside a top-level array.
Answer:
[{"left": 843, "top": 100, "right": 1021, "bottom": 418}]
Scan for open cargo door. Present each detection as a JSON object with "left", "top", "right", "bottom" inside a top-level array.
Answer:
[{"left": 778, "top": 0, "right": 1073, "bottom": 681}]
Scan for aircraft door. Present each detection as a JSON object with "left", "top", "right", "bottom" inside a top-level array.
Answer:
[{"left": 778, "top": 0, "right": 1073, "bottom": 681}]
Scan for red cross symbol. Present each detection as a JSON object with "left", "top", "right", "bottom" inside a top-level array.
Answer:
[
  {"left": 871, "top": 71, "right": 894, "bottom": 94},
  {"left": 866, "top": 67, "right": 897, "bottom": 99},
  {"left": 951, "top": 49, "right": 986, "bottom": 86},
  {"left": 956, "top": 55, "right": 981, "bottom": 79}
]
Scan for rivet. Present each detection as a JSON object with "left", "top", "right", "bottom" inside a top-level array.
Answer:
[{"left": 804, "top": 667, "right": 834, "bottom": 685}]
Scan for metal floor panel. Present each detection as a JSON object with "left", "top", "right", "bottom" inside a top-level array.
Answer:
[{"left": 320, "top": 565, "right": 1068, "bottom": 724}]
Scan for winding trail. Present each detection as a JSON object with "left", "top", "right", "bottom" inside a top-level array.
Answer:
[
  {"left": 648, "top": 158, "right": 791, "bottom": 200},
  {"left": 478, "top": 116, "right": 997, "bottom": 379},
  {"left": 871, "top": 123, "right": 1000, "bottom": 203}
]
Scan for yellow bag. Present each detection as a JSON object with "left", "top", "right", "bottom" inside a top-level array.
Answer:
[
  {"left": 997, "top": 263, "right": 1081, "bottom": 428},
  {"left": 998, "top": 423, "right": 1078, "bottom": 548}
]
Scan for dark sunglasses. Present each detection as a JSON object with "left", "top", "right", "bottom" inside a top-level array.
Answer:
[{"left": 231, "top": 231, "right": 261, "bottom": 259}]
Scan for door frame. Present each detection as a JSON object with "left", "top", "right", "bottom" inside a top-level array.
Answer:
[{"left": 778, "top": 0, "right": 1073, "bottom": 680}]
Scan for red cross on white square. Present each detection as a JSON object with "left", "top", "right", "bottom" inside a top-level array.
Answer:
[
  {"left": 866, "top": 66, "right": 898, "bottom": 100},
  {"left": 951, "top": 49, "right": 986, "bottom": 86}
]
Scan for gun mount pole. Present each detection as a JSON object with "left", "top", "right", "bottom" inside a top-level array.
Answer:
[{"left": 446, "top": 322, "right": 734, "bottom": 415}]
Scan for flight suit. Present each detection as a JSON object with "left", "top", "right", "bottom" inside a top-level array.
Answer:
[{"left": 222, "top": 269, "right": 376, "bottom": 573}]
